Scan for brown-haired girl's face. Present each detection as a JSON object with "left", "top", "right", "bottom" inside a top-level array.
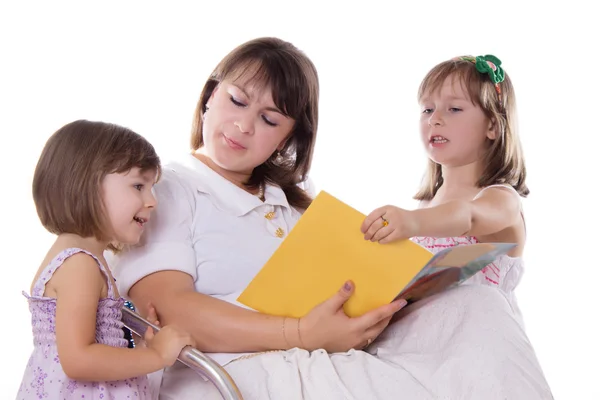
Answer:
[
  {"left": 202, "top": 74, "right": 295, "bottom": 175},
  {"left": 101, "top": 167, "right": 158, "bottom": 245},
  {"left": 419, "top": 75, "right": 496, "bottom": 168}
]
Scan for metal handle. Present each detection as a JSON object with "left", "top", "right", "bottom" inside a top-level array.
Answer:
[{"left": 121, "top": 306, "right": 244, "bottom": 400}]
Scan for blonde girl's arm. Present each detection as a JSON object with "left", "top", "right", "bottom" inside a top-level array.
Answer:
[
  {"left": 53, "top": 254, "right": 181, "bottom": 381},
  {"left": 411, "top": 186, "right": 522, "bottom": 238},
  {"left": 363, "top": 187, "right": 521, "bottom": 243}
]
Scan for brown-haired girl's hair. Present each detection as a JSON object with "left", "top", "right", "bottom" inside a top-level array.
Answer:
[
  {"left": 414, "top": 57, "right": 529, "bottom": 201},
  {"left": 32, "top": 120, "right": 161, "bottom": 250},
  {"left": 190, "top": 37, "right": 319, "bottom": 210}
]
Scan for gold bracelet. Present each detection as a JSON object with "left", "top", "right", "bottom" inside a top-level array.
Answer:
[
  {"left": 282, "top": 317, "right": 292, "bottom": 348},
  {"left": 297, "top": 318, "right": 306, "bottom": 349}
]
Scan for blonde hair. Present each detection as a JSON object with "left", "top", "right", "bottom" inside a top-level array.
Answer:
[{"left": 414, "top": 57, "right": 529, "bottom": 201}]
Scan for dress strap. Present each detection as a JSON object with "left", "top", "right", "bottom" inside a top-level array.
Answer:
[
  {"left": 473, "top": 184, "right": 521, "bottom": 201},
  {"left": 31, "top": 247, "right": 117, "bottom": 298}
]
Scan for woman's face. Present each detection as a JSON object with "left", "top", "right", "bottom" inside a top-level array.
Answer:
[{"left": 201, "top": 76, "right": 295, "bottom": 176}]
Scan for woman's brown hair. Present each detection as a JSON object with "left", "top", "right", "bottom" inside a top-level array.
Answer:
[
  {"left": 32, "top": 120, "right": 161, "bottom": 250},
  {"left": 190, "top": 37, "right": 319, "bottom": 210},
  {"left": 414, "top": 57, "right": 529, "bottom": 201}
]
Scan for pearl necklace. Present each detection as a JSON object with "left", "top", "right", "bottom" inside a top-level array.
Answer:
[{"left": 257, "top": 182, "right": 265, "bottom": 202}]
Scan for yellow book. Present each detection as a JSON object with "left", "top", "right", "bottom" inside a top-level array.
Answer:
[{"left": 238, "top": 191, "right": 515, "bottom": 318}]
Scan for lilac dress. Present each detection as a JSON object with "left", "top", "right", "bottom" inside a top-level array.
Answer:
[{"left": 17, "top": 248, "right": 152, "bottom": 400}]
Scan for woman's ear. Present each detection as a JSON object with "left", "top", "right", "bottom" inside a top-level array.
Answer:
[
  {"left": 277, "top": 137, "right": 290, "bottom": 151},
  {"left": 205, "top": 83, "right": 221, "bottom": 110}
]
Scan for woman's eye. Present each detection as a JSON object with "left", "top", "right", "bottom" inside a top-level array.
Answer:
[
  {"left": 230, "top": 96, "right": 246, "bottom": 107},
  {"left": 262, "top": 116, "right": 277, "bottom": 127}
]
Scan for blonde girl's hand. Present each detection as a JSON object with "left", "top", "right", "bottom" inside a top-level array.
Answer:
[
  {"left": 361, "top": 205, "right": 419, "bottom": 244},
  {"left": 298, "top": 281, "right": 407, "bottom": 352}
]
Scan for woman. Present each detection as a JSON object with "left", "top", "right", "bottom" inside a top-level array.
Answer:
[{"left": 113, "top": 37, "right": 553, "bottom": 399}]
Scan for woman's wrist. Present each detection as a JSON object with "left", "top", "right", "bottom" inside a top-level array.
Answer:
[{"left": 282, "top": 317, "right": 309, "bottom": 350}]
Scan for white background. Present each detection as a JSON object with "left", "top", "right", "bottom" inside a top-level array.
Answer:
[{"left": 1, "top": 1, "right": 597, "bottom": 399}]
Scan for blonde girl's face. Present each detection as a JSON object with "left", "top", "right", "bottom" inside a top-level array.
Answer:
[{"left": 419, "top": 75, "right": 496, "bottom": 168}]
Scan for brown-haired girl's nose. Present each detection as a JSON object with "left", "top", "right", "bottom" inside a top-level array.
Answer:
[{"left": 146, "top": 192, "right": 157, "bottom": 208}]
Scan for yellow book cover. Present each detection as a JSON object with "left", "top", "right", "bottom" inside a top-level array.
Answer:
[{"left": 238, "top": 191, "right": 515, "bottom": 318}]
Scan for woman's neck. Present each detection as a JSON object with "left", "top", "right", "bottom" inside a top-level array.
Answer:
[{"left": 193, "top": 152, "right": 262, "bottom": 197}]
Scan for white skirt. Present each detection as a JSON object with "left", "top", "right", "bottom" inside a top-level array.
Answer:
[{"left": 159, "top": 284, "right": 553, "bottom": 400}]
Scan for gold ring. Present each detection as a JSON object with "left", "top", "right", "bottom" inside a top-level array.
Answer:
[{"left": 381, "top": 217, "right": 389, "bottom": 227}]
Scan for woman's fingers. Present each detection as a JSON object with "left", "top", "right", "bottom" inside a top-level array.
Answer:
[
  {"left": 354, "top": 298, "right": 406, "bottom": 332},
  {"left": 363, "top": 315, "right": 394, "bottom": 343}
]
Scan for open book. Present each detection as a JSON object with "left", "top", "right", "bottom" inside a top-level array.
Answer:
[{"left": 238, "top": 191, "right": 515, "bottom": 318}]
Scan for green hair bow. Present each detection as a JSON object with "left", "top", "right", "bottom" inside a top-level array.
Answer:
[{"left": 459, "top": 55, "right": 505, "bottom": 85}]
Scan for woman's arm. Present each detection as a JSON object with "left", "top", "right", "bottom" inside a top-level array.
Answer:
[
  {"left": 129, "top": 270, "right": 297, "bottom": 353},
  {"left": 129, "top": 271, "right": 406, "bottom": 354},
  {"left": 54, "top": 255, "right": 189, "bottom": 381}
]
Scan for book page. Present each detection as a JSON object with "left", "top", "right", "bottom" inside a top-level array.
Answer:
[
  {"left": 397, "top": 242, "right": 516, "bottom": 304},
  {"left": 429, "top": 243, "right": 498, "bottom": 267}
]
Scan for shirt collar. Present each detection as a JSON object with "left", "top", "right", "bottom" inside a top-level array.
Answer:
[{"left": 170, "top": 154, "right": 292, "bottom": 217}]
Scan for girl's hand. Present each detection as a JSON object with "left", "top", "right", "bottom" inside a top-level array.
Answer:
[
  {"left": 142, "top": 303, "right": 194, "bottom": 366},
  {"left": 361, "top": 205, "right": 419, "bottom": 244},
  {"left": 145, "top": 325, "right": 195, "bottom": 367},
  {"left": 145, "top": 303, "right": 160, "bottom": 327},
  {"left": 299, "top": 281, "right": 407, "bottom": 352},
  {"left": 138, "top": 304, "right": 161, "bottom": 349}
]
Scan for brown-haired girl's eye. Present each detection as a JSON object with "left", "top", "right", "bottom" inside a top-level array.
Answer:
[{"left": 134, "top": 184, "right": 143, "bottom": 191}]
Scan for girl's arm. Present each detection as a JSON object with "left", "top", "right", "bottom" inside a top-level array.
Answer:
[
  {"left": 362, "top": 187, "right": 521, "bottom": 242},
  {"left": 412, "top": 187, "right": 522, "bottom": 238},
  {"left": 53, "top": 254, "right": 181, "bottom": 381}
]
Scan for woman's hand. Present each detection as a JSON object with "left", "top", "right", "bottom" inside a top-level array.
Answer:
[
  {"left": 361, "top": 205, "right": 419, "bottom": 244},
  {"left": 299, "top": 281, "right": 407, "bottom": 352}
]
